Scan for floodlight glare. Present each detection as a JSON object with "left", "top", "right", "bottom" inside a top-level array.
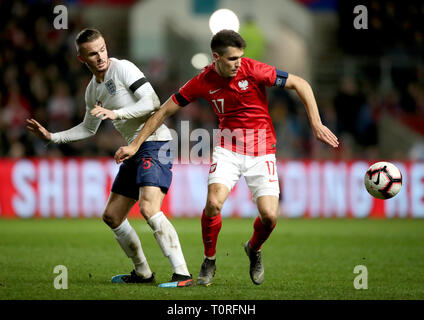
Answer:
[
  {"left": 209, "top": 9, "right": 240, "bottom": 34},
  {"left": 191, "top": 53, "right": 210, "bottom": 70}
]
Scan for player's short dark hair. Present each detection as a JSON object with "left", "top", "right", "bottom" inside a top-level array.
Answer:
[
  {"left": 75, "top": 28, "right": 103, "bottom": 52},
  {"left": 210, "top": 29, "right": 246, "bottom": 55}
]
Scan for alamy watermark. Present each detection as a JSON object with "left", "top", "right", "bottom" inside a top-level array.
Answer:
[
  {"left": 53, "top": 5, "right": 68, "bottom": 30},
  {"left": 157, "top": 121, "right": 269, "bottom": 165},
  {"left": 353, "top": 5, "right": 368, "bottom": 30},
  {"left": 353, "top": 265, "right": 368, "bottom": 290},
  {"left": 53, "top": 264, "right": 68, "bottom": 289}
]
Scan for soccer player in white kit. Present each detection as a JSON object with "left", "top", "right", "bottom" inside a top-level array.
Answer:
[{"left": 26, "top": 28, "right": 193, "bottom": 287}]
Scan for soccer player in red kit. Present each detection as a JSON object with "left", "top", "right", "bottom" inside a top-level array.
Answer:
[{"left": 114, "top": 30, "right": 339, "bottom": 286}]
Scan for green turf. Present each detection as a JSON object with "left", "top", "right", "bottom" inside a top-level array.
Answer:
[{"left": 0, "top": 218, "right": 423, "bottom": 300}]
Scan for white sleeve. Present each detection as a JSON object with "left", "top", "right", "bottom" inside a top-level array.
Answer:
[
  {"left": 113, "top": 82, "right": 160, "bottom": 119},
  {"left": 50, "top": 109, "right": 101, "bottom": 144},
  {"left": 113, "top": 60, "right": 160, "bottom": 120}
]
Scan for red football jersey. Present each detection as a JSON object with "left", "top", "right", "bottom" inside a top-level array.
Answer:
[{"left": 172, "top": 57, "right": 283, "bottom": 156}]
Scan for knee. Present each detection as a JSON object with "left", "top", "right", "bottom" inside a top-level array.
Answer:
[
  {"left": 102, "top": 210, "right": 123, "bottom": 229},
  {"left": 139, "top": 200, "right": 156, "bottom": 218},
  {"left": 259, "top": 210, "right": 277, "bottom": 228},
  {"left": 205, "top": 197, "right": 224, "bottom": 216}
]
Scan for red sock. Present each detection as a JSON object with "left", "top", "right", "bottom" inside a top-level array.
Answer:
[
  {"left": 201, "top": 210, "right": 222, "bottom": 258},
  {"left": 249, "top": 216, "right": 276, "bottom": 251}
]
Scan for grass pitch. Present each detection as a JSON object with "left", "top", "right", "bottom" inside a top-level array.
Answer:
[{"left": 0, "top": 218, "right": 423, "bottom": 300}]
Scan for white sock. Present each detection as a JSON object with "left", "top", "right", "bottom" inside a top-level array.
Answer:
[
  {"left": 147, "top": 211, "right": 190, "bottom": 276},
  {"left": 112, "top": 219, "right": 152, "bottom": 278}
]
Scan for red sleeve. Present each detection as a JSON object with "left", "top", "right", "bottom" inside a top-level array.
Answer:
[
  {"left": 247, "top": 58, "right": 277, "bottom": 87},
  {"left": 177, "top": 74, "right": 203, "bottom": 105}
]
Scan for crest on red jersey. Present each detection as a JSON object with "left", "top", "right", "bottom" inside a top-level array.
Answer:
[{"left": 238, "top": 80, "right": 249, "bottom": 90}]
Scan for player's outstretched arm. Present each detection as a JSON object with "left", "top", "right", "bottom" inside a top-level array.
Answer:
[
  {"left": 114, "top": 97, "right": 180, "bottom": 164},
  {"left": 26, "top": 119, "right": 52, "bottom": 141},
  {"left": 284, "top": 74, "right": 339, "bottom": 148},
  {"left": 27, "top": 108, "right": 101, "bottom": 144}
]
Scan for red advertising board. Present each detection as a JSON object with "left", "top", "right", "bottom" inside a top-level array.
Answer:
[{"left": 0, "top": 158, "right": 423, "bottom": 218}]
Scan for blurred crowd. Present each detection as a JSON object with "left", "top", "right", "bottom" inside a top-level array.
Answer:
[
  {"left": 0, "top": 1, "right": 423, "bottom": 160},
  {"left": 0, "top": 1, "right": 98, "bottom": 158}
]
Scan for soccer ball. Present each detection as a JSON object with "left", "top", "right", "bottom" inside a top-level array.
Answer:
[{"left": 364, "top": 161, "right": 402, "bottom": 199}]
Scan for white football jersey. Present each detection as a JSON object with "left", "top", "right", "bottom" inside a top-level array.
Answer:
[{"left": 51, "top": 57, "right": 172, "bottom": 144}]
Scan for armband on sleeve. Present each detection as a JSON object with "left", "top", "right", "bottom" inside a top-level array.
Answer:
[
  {"left": 274, "top": 69, "right": 288, "bottom": 88},
  {"left": 173, "top": 92, "right": 190, "bottom": 107},
  {"left": 129, "top": 77, "right": 148, "bottom": 93}
]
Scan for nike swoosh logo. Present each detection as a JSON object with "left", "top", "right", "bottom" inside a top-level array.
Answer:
[
  {"left": 209, "top": 88, "right": 221, "bottom": 94},
  {"left": 254, "top": 270, "right": 264, "bottom": 282},
  {"left": 269, "top": 179, "right": 278, "bottom": 182}
]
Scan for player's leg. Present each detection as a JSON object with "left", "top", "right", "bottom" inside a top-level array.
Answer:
[
  {"left": 202, "top": 183, "right": 230, "bottom": 258},
  {"left": 244, "top": 195, "right": 278, "bottom": 285},
  {"left": 138, "top": 185, "right": 192, "bottom": 286},
  {"left": 198, "top": 147, "right": 241, "bottom": 286},
  {"left": 107, "top": 153, "right": 156, "bottom": 284},
  {"left": 136, "top": 141, "right": 193, "bottom": 287},
  {"left": 250, "top": 195, "right": 278, "bottom": 250},
  {"left": 243, "top": 154, "right": 280, "bottom": 285},
  {"left": 197, "top": 183, "right": 230, "bottom": 286},
  {"left": 103, "top": 192, "right": 155, "bottom": 283}
]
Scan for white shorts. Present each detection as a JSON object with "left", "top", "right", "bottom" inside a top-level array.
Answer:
[{"left": 208, "top": 146, "right": 280, "bottom": 202}]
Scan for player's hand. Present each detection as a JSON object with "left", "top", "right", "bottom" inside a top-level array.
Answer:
[
  {"left": 90, "top": 104, "right": 117, "bottom": 120},
  {"left": 114, "top": 145, "right": 137, "bottom": 164},
  {"left": 26, "top": 119, "right": 51, "bottom": 141},
  {"left": 312, "top": 123, "right": 339, "bottom": 148}
]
